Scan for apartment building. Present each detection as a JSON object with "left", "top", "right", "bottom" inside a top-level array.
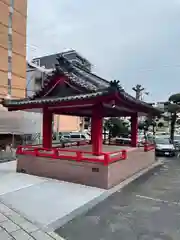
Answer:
[
  {"left": 28, "top": 50, "right": 92, "bottom": 132},
  {"left": 0, "top": 0, "right": 41, "bottom": 137},
  {"left": 32, "top": 50, "right": 92, "bottom": 71},
  {"left": 0, "top": 0, "right": 27, "bottom": 99}
]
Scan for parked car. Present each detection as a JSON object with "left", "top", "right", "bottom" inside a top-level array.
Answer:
[
  {"left": 60, "top": 132, "right": 90, "bottom": 142},
  {"left": 115, "top": 137, "right": 131, "bottom": 145},
  {"left": 173, "top": 135, "right": 180, "bottom": 150},
  {"left": 115, "top": 135, "right": 145, "bottom": 146},
  {"left": 155, "top": 137, "right": 175, "bottom": 157}
]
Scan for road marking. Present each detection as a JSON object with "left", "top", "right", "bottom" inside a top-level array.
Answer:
[{"left": 136, "top": 194, "right": 180, "bottom": 206}]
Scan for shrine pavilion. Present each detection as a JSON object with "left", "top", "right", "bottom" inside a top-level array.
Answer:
[
  {"left": 2, "top": 54, "right": 160, "bottom": 154},
  {"left": 0, "top": 52, "right": 161, "bottom": 188}
]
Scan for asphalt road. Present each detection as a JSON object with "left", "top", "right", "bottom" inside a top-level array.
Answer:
[{"left": 56, "top": 157, "right": 180, "bottom": 240}]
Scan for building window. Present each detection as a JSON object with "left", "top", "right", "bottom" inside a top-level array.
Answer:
[
  {"left": 35, "top": 77, "right": 42, "bottom": 85},
  {"left": 8, "top": 34, "right": 12, "bottom": 41},
  {"left": 8, "top": 27, "right": 12, "bottom": 35},
  {"left": 8, "top": 56, "right": 11, "bottom": 64},
  {"left": 7, "top": 0, "right": 14, "bottom": 95},
  {"left": 8, "top": 49, "right": 12, "bottom": 57},
  {"left": 8, "top": 38, "right": 12, "bottom": 50},
  {"left": 32, "top": 59, "right": 40, "bottom": 66},
  {"left": 8, "top": 62, "right": 12, "bottom": 72},
  {"left": 8, "top": 72, "right": 12, "bottom": 79},
  {"left": 8, "top": 13, "right": 12, "bottom": 28},
  {"left": 9, "top": 6, "right": 13, "bottom": 13}
]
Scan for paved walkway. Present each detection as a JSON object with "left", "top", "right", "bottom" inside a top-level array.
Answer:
[
  {"left": 56, "top": 158, "right": 180, "bottom": 240},
  {"left": 0, "top": 163, "right": 65, "bottom": 239},
  {"left": 0, "top": 204, "right": 63, "bottom": 239},
  {"left": 0, "top": 161, "right": 105, "bottom": 239},
  {"left": 0, "top": 158, "right": 160, "bottom": 239}
]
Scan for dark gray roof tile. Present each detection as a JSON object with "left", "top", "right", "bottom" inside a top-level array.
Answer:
[
  {"left": 2, "top": 54, "right": 160, "bottom": 115},
  {"left": 2, "top": 91, "right": 106, "bottom": 107}
]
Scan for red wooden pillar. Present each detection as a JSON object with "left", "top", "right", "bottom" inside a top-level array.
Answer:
[
  {"left": 131, "top": 113, "right": 138, "bottom": 147},
  {"left": 42, "top": 108, "right": 53, "bottom": 149},
  {"left": 91, "top": 106, "right": 103, "bottom": 155}
]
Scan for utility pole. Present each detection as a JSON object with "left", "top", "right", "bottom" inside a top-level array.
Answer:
[{"left": 132, "top": 84, "right": 145, "bottom": 100}]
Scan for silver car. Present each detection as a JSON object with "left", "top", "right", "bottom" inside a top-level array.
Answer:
[
  {"left": 155, "top": 137, "right": 175, "bottom": 157},
  {"left": 173, "top": 135, "right": 180, "bottom": 150}
]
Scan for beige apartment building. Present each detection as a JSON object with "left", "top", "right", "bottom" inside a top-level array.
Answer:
[
  {"left": 0, "top": 0, "right": 81, "bottom": 135},
  {"left": 0, "top": 0, "right": 27, "bottom": 99}
]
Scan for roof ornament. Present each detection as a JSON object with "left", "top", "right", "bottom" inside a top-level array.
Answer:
[
  {"left": 109, "top": 80, "right": 124, "bottom": 92},
  {"left": 54, "top": 63, "right": 64, "bottom": 75},
  {"left": 56, "top": 54, "right": 73, "bottom": 72}
]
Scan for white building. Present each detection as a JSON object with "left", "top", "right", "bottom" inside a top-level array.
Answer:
[{"left": 0, "top": 62, "right": 45, "bottom": 137}]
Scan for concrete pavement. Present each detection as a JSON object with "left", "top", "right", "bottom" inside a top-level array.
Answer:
[
  {"left": 0, "top": 161, "right": 106, "bottom": 239},
  {"left": 0, "top": 204, "right": 64, "bottom": 239},
  {"left": 56, "top": 158, "right": 180, "bottom": 240},
  {"left": 0, "top": 161, "right": 64, "bottom": 239},
  {"left": 0, "top": 158, "right": 162, "bottom": 239}
]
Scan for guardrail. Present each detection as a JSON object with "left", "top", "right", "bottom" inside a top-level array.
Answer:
[
  {"left": 144, "top": 142, "right": 155, "bottom": 152},
  {"left": 16, "top": 145, "right": 127, "bottom": 165}
]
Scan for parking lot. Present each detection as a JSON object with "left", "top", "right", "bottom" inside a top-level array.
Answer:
[{"left": 56, "top": 157, "right": 180, "bottom": 240}]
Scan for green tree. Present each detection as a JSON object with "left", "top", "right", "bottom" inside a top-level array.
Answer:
[
  {"left": 162, "top": 114, "right": 170, "bottom": 122},
  {"left": 165, "top": 93, "right": 180, "bottom": 141},
  {"left": 138, "top": 117, "right": 156, "bottom": 135},
  {"left": 104, "top": 118, "right": 129, "bottom": 139},
  {"left": 176, "top": 119, "right": 180, "bottom": 125},
  {"left": 138, "top": 121, "right": 145, "bottom": 130},
  {"left": 157, "top": 122, "right": 164, "bottom": 128}
]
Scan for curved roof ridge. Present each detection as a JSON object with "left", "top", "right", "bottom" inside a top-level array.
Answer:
[{"left": 28, "top": 61, "right": 54, "bottom": 73}]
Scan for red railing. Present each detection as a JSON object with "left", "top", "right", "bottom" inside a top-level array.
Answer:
[
  {"left": 16, "top": 145, "right": 127, "bottom": 165},
  {"left": 144, "top": 142, "right": 155, "bottom": 152}
]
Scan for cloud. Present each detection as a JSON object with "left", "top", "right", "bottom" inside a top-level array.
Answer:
[{"left": 27, "top": 0, "right": 180, "bottom": 101}]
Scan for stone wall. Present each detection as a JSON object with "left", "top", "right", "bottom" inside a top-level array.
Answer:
[{"left": 17, "top": 148, "right": 155, "bottom": 189}]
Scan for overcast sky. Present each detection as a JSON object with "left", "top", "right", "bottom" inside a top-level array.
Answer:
[{"left": 27, "top": 0, "right": 180, "bottom": 102}]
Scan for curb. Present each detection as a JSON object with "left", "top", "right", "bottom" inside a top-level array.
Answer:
[
  {"left": 46, "top": 160, "right": 164, "bottom": 231},
  {"left": 0, "top": 159, "right": 16, "bottom": 164}
]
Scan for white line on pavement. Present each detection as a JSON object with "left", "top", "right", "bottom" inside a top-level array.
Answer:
[{"left": 136, "top": 194, "right": 180, "bottom": 206}]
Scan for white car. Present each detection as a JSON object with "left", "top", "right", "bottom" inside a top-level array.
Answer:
[
  {"left": 155, "top": 137, "right": 175, "bottom": 157},
  {"left": 61, "top": 132, "right": 90, "bottom": 142}
]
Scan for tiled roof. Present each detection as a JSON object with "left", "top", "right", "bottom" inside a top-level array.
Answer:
[
  {"left": 2, "top": 91, "right": 107, "bottom": 107},
  {"left": 55, "top": 56, "right": 159, "bottom": 112},
  {"left": 2, "top": 53, "right": 161, "bottom": 115},
  {"left": 28, "top": 71, "right": 56, "bottom": 100},
  {"left": 27, "top": 54, "right": 149, "bottom": 108}
]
